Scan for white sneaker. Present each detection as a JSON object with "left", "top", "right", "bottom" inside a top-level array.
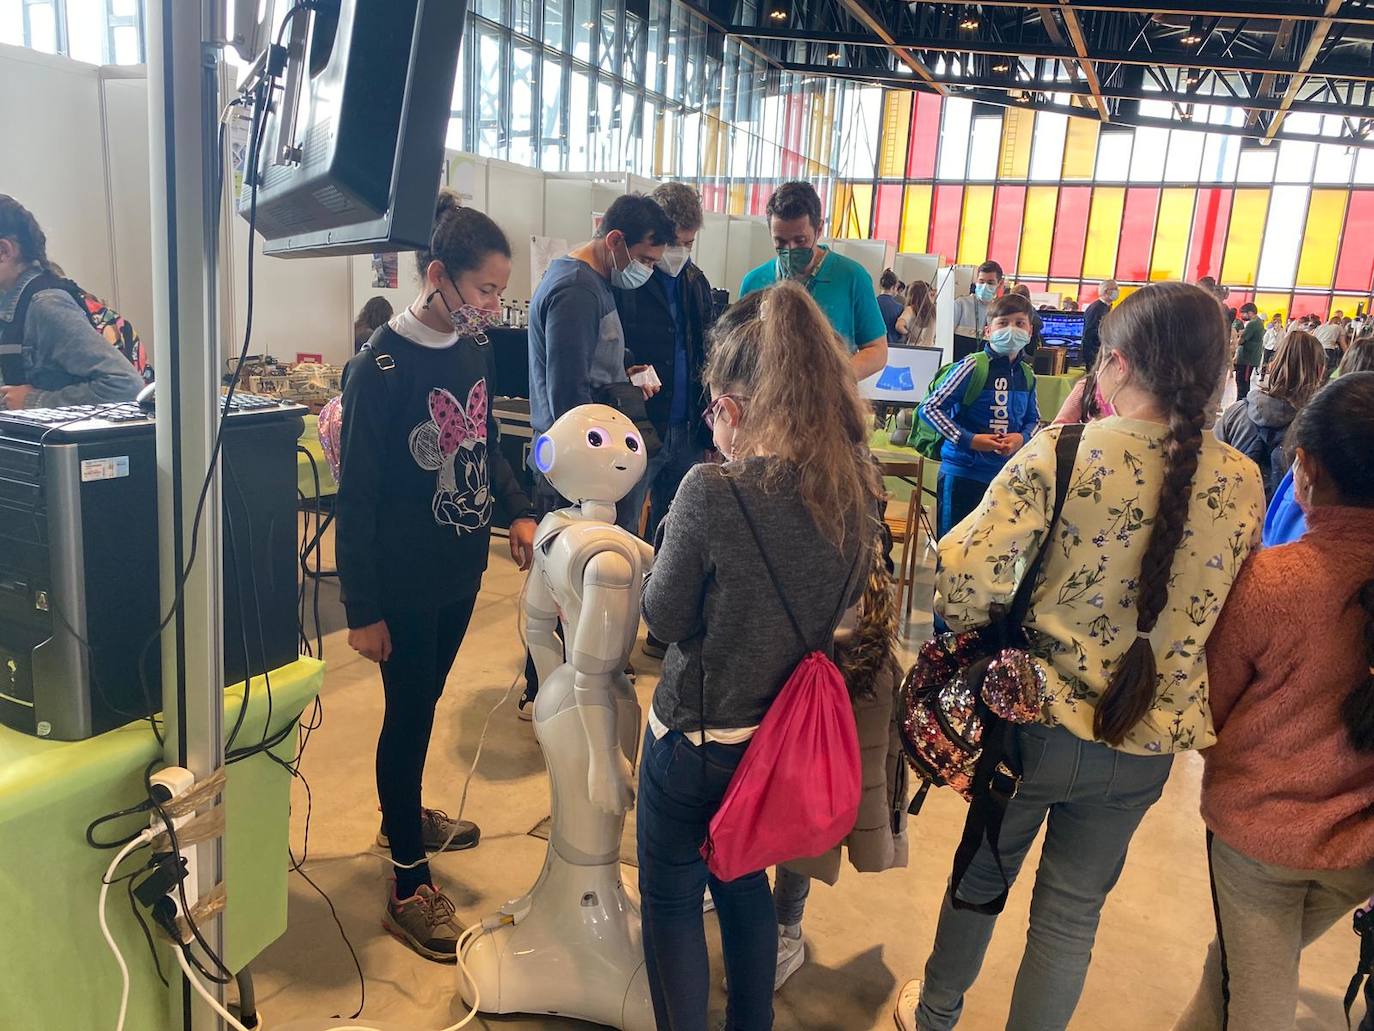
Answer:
[
  {"left": 893, "top": 979, "right": 923, "bottom": 1031},
  {"left": 775, "top": 925, "right": 805, "bottom": 991}
]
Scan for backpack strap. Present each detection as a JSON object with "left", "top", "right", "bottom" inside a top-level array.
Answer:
[
  {"left": 947, "top": 422, "right": 1084, "bottom": 917},
  {"left": 960, "top": 350, "right": 990, "bottom": 407},
  {"left": 1020, "top": 359, "right": 1036, "bottom": 392},
  {"left": 1, "top": 271, "right": 74, "bottom": 380},
  {"left": 724, "top": 476, "right": 866, "bottom": 656}
]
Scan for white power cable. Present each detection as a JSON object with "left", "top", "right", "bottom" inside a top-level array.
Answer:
[
  {"left": 100, "top": 828, "right": 155, "bottom": 1031},
  {"left": 175, "top": 948, "right": 252, "bottom": 1031}
]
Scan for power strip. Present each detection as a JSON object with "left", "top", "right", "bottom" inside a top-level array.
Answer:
[{"left": 148, "top": 766, "right": 198, "bottom": 943}]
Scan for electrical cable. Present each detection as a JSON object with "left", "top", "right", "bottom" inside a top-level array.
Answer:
[{"left": 99, "top": 829, "right": 154, "bottom": 1031}]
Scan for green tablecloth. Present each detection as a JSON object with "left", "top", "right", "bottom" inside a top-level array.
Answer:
[
  {"left": 297, "top": 413, "right": 338, "bottom": 499},
  {"left": 1035, "top": 370, "right": 1085, "bottom": 422},
  {"left": 0, "top": 658, "right": 323, "bottom": 1030}
]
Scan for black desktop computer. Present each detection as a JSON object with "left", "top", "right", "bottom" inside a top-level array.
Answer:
[{"left": 0, "top": 396, "right": 303, "bottom": 739}]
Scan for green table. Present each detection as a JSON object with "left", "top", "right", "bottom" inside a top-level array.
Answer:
[
  {"left": 297, "top": 413, "right": 338, "bottom": 499},
  {"left": 1035, "top": 369, "right": 1085, "bottom": 422},
  {"left": 0, "top": 658, "right": 323, "bottom": 1030}
]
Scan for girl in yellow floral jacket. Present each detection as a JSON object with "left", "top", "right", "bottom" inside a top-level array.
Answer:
[{"left": 896, "top": 283, "right": 1266, "bottom": 1031}]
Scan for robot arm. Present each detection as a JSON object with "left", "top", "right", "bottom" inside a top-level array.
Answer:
[
  {"left": 572, "top": 547, "right": 638, "bottom": 815},
  {"left": 524, "top": 554, "right": 564, "bottom": 688}
]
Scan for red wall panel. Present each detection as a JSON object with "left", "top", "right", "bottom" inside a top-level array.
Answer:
[
  {"left": 907, "top": 93, "right": 942, "bottom": 179},
  {"left": 873, "top": 184, "right": 903, "bottom": 247},
  {"left": 1049, "top": 186, "right": 1092, "bottom": 279},
  {"left": 929, "top": 185, "right": 964, "bottom": 263},
  {"left": 988, "top": 186, "right": 1027, "bottom": 271},
  {"left": 1116, "top": 188, "right": 1161, "bottom": 283},
  {"left": 1334, "top": 191, "right": 1374, "bottom": 294},
  {"left": 1187, "top": 187, "right": 1232, "bottom": 284}
]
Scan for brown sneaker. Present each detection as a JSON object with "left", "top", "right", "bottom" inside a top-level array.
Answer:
[
  {"left": 383, "top": 883, "right": 463, "bottom": 963},
  {"left": 376, "top": 807, "right": 480, "bottom": 854}
]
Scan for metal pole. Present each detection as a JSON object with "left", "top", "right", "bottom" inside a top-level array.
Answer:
[{"left": 146, "top": 0, "right": 226, "bottom": 1028}]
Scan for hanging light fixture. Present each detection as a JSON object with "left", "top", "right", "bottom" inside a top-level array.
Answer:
[
  {"left": 827, "top": 51, "right": 841, "bottom": 62},
  {"left": 992, "top": 59, "right": 1010, "bottom": 72},
  {"left": 1181, "top": 18, "right": 1203, "bottom": 46},
  {"left": 959, "top": 13, "right": 981, "bottom": 30},
  {"left": 769, "top": 8, "right": 787, "bottom": 20}
]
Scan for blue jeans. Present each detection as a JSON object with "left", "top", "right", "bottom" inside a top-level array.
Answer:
[
  {"left": 621, "top": 423, "right": 704, "bottom": 542},
  {"left": 936, "top": 472, "right": 990, "bottom": 540},
  {"left": 637, "top": 727, "right": 777, "bottom": 1031},
  {"left": 773, "top": 866, "right": 811, "bottom": 927},
  {"left": 917, "top": 723, "right": 1174, "bottom": 1031}
]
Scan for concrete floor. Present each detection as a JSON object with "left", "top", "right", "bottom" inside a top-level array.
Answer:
[{"left": 251, "top": 529, "right": 1364, "bottom": 1031}]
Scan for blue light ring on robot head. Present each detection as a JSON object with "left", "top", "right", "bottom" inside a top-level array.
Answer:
[{"left": 534, "top": 434, "right": 555, "bottom": 473}]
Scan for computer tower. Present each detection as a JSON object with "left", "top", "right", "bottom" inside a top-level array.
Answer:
[{"left": 0, "top": 400, "right": 302, "bottom": 739}]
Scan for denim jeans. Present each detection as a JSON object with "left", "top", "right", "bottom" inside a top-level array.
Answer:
[
  {"left": 937, "top": 473, "right": 990, "bottom": 540},
  {"left": 917, "top": 723, "right": 1174, "bottom": 1031},
  {"left": 773, "top": 866, "right": 812, "bottom": 928},
  {"left": 621, "top": 423, "right": 705, "bottom": 542},
  {"left": 637, "top": 727, "right": 777, "bottom": 1031}
]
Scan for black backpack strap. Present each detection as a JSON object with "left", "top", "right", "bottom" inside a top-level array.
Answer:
[
  {"left": 724, "top": 476, "right": 866, "bottom": 655},
  {"left": 948, "top": 422, "right": 1084, "bottom": 916}
]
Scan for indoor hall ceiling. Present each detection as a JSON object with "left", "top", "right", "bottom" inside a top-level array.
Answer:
[{"left": 687, "top": 0, "right": 1374, "bottom": 144}]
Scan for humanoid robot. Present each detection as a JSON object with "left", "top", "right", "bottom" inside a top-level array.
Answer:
[{"left": 461, "top": 404, "right": 656, "bottom": 1031}]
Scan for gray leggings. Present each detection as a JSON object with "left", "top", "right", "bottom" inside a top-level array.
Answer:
[
  {"left": 773, "top": 866, "right": 811, "bottom": 928},
  {"left": 1175, "top": 834, "right": 1374, "bottom": 1031}
]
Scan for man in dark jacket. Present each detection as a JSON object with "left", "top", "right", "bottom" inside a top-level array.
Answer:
[
  {"left": 1081, "top": 278, "right": 1117, "bottom": 370},
  {"left": 614, "top": 182, "right": 715, "bottom": 543}
]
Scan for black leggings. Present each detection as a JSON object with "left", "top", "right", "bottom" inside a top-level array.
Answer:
[{"left": 377, "top": 595, "right": 477, "bottom": 895}]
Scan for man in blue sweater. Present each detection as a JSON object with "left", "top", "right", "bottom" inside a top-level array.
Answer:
[{"left": 920, "top": 292, "right": 1041, "bottom": 538}]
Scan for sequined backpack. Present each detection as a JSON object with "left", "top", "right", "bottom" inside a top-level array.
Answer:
[{"left": 898, "top": 422, "right": 1082, "bottom": 914}]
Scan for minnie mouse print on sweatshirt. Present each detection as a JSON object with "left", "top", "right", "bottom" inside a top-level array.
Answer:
[{"left": 334, "top": 307, "right": 533, "bottom": 631}]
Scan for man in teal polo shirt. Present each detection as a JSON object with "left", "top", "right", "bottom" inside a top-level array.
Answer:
[{"left": 739, "top": 181, "right": 889, "bottom": 379}]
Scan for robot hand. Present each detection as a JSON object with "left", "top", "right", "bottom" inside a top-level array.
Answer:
[{"left": 587, "top": 748, "right": 636, "bottom": 815}]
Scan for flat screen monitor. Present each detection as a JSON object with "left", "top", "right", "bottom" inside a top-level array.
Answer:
[
  {"left": 1040, "top": 311, "right": 1086, "bottom": 364},
  {"left": 859, "top": 345, "right": 944, "bottom": 406},
  {"left": 238, "top": 0, "right": 467, "bottom": 258}
]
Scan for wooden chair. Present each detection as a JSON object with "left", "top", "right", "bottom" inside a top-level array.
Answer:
[{"left": 879, "top": 458, "right": 926, "bottom": 621}]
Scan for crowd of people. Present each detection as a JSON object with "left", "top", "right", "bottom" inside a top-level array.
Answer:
[{"left": 3, "top": 182, "right": 1369, "bottom": 1031}]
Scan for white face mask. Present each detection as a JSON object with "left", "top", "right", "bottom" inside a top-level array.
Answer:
[{"left": 657, "top": 246, "right": 690, "bottom": 278}]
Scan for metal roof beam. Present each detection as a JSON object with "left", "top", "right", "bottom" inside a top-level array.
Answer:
[
  {"left": 1055, "top": 2, "right": 1111, "bottom": 119},
  {"left": 833, "top": 0, "right": 947, "bottom": 93},
  {"left": 730, "top": 23, "right": 1374, "bottom": 81},
  {"left": 1267, "top": 0, "right": 1346, "bottom": 137},
  {"left": 903, "top": 0, "right": 1374, "bottom": 25}
]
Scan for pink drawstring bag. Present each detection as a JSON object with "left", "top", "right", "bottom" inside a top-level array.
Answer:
[{"left": 701, "top": 481, "right": 866, "bottom": 883}]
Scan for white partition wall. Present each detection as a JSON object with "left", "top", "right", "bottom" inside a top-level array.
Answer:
[
  {"left": 447, "top": 151, "right": 490, "bottom": 212},
  {"left": 725, "top": 216, "right": 774, "bottom": 298},
  {"left": 933, "top": 265, "right": 958, "bottom": 364},
  {"left": 829, "top": 239, "right": 893, "bottom": 285},
  {"left": 894, "top": 253, "right": 940, "bottom": 288},
  {"left": 693, "top": 211, "right": 730, "bottom": 293},
  {"left": 486, "top": 159, "right": 546, "bottom": 303}
]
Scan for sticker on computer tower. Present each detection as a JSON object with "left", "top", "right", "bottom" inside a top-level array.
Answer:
[{"left": 80, "top": 456, "right": 129, "bottom": 482}]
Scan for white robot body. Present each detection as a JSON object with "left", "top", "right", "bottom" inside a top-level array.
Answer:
[{"left": 461, "top": 405, "right": 655, "bottom": 1031}]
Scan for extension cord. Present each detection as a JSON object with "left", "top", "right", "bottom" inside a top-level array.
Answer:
[{"left": 149, "top": 766, "right": 199, "bottom": 942}]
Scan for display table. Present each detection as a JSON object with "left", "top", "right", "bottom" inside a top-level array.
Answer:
[
  {"left": 297, "top": 414, "right": 338, "bottom": 500},
  {"left": 0, "top": 658, "right": 324, "bottom": 1030},
  {"left": 1035, "top": 369, "right": 1086, "bottom": 422}
]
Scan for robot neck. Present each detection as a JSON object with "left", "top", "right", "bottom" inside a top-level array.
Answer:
[{"left": 578, "top": 499, "right": 618, "bottom": 523}]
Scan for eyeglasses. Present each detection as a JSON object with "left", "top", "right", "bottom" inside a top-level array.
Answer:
[{"left": 702, "top": 394, "right": 748, "bottom": 430}]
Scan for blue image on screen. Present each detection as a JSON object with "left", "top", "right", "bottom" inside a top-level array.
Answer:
[{"left": 876, "top": 365, "right": 914, "bottom": 393}]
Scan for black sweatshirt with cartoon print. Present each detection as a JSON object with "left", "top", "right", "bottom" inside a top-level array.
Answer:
[{"left": 335, "top": 323, "right": 533, "bottom": 629}]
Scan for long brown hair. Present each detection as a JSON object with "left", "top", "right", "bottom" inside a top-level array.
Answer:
[
  {"left": 1263, "top": 330, "right": 1326, "bottom": 409},
  {"left": 904, "top": 280, "right": 934, "bottom": 334},
  {"left": 1092, "top": 282, "right": 1229, "bottom": 745},
  {"left": 1339, "top": 335, "right": 1374, "bottom": 376},
  {"left": 705, "top": 281, "right": 882, "bottom": 550}
]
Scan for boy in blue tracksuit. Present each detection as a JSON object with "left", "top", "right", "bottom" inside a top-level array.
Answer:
[{"left": 920, "top": 292, "right": 1041, "bottom": 538}]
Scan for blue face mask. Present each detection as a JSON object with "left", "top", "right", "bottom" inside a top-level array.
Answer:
[
  {"left": 610, "top": 240, "right": 653, "bottom": 290},
  {"left": 988, "top": 326, "right": 1031, "bottom": 356},
  {"left": 975, "top": 282, "right": 998, "bottom": 302}
]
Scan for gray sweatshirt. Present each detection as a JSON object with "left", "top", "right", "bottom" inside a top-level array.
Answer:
[
  {"left": 643, "top": 459, "right": 871, "bottom": 733},
  {"left": 0, "top": 266, "right": 144, "bottom": 407},
  {"left": 527, "top": 256, "right": 627, "bottom": 437}
]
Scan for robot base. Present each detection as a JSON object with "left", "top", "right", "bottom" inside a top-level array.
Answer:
[{"left": 461, "top": 852, "right": 654, "bottom": 1030}]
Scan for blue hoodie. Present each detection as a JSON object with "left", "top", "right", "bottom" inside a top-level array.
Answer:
[
  {"left": 1262, "top": 467, "right": 1307, "bottom": 547},
  {"left": 919, "top": 346, "right": 1040, "bottom": 483}
]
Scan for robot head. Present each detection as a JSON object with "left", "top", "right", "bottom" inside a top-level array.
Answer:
[{"left": 532, "top": 404, "right": 647, "bottom": 505}]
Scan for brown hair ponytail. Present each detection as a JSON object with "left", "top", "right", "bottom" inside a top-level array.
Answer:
[
  {"left": 705, "top": 280, "right": 882, "bottom": 550},
  {"left": 1092, "top": 283, "right": 1229, "bottom": 745}
]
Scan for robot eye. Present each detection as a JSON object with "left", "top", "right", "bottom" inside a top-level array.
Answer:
[
  {"left": 625, "top": 434, "right": 641, "bottom": 453},
  {"left": 587, "top": 428, "right": 606, "bottom": 447}
]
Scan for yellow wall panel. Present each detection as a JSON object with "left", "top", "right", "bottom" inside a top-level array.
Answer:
[
  {"left": 901, "top": 185, "right": 933, "bottom": 253},
  {"left": 879, "top": 92, "right": 912, "bottom": 178},
  {"left": 1296, "top": 190, "right": 1348, "bottom": 288},
  {"left": 957, "top": 186, "right": 995, "bottom": 266},
  {"left": 847, "top": 183, "right": 874, "bottom": 238},
  {"left": 1253, "top": 292, "right": 1291, "bottom": 321},
  {"left": 1150, "top": 189, "right": 1195, "bottom": 281},
  {"left": 1050, "top": 281, "right": 1081, "bottom": 303},
  {"left": 729, "top": 183, "right": 747, "bottom": 217},
  {"left": 1082, "top": 187, "right": 1125, "bottom": 281},
  {"left": 831, "top": 183, "right": 852, "bottom": 238},
  {"left": 1332, "top": 295, "right": 1365, "bottom": 318},
  {"left": 1221, "top": 189, "right": 1271, "bottom": 287},
  {"left": 1061, "top": 118, "right": 1100, "bottom": 180},
  {"left": 1018, "top": 187, "right": 1059, "bottom": 277},
  {"left": 999, "top": 108, "right": 1034, "bottom": 179}
]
